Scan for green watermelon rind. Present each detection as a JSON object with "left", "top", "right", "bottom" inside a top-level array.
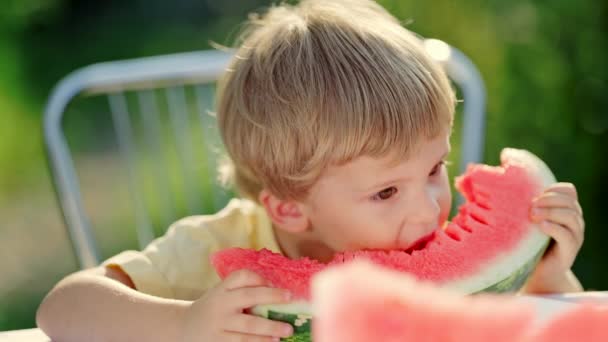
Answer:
[
  {"left": 267, "top": 311, "right": 312, "bottom": 342},
  {"left": 250, "top": 304, "right": 312, "bottom": 341},
  {"left": 475, "top": 238, "right": 550, "bottom": 293},
  {"left": 446, "top": 228, "right": 551, "bottom": 293}
]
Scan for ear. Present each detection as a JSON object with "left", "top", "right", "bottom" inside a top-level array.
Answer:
[{"left": 259, "top": 189, "right": 309, "bottom": 233}]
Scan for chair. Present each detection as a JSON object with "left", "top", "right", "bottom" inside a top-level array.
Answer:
[{"left": 43, "top": 39, "right": 486, "bottom": 269}]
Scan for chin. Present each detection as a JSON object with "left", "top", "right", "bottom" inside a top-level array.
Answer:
[{"left": 297, "top": 239, "right": 336, "bottom": 263}]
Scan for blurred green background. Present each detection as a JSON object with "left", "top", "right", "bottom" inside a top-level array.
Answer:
[{"left": 0, "top": 0, "right": 606, "bottom": 332}]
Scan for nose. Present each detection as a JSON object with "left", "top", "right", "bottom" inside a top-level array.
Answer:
[{"left": 409, "top": 188, "right": 441, "bottom": 230}]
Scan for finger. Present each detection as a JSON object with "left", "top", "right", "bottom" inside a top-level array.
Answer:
[
  {"left": 545, "top": 182, "right": 577, "bottom": 199},
  {"left": 538, "top": 221, "right": 580, "bottom": 271},
  {"left": 228, "top": 286, "right": 292, "bottom": 309},
  {"left": 545, "top": 207, "right": 584, "bottom": 239},
  {"left": 530, "top": 207, "right": 582, "bottom": 233},
  {"left": 532, "top": 192, "right": 582, "bottom": 215},
  {"left": 539, "top": 220, "right": 582, "bottom": 252},
  {"left": 223, "top": 270, "right": 268, "bottom": 290},
  {"left": 224, "top": 314, "right": 293, "bottom": 339},
  {"left": 224, "top": 331, "right": 283, "bottom": 342}
]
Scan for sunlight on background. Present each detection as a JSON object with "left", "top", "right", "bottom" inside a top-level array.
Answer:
[{"left": 424, "top": 38, "right": 451, "bottom": 63}]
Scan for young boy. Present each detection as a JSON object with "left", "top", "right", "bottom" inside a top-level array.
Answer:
[{"left": 37, "top": 0, "right": 585, "bottom": 341}]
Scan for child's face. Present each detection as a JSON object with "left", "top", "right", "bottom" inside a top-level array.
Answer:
[{"left": 300, "top": 130, "right": 452, "bottom": 253}]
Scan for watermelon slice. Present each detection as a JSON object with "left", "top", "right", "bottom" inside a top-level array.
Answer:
[
  {"left": 313, "top": 261, "right": 608, "bottom": 342},
  {"left": 211, "top": 148, "right": 555, "bottom": 340},
  {"left": 313, "top": 261, "right": 534, "bottom": 342}
]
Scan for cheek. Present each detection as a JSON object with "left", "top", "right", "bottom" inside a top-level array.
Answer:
[
  {"left": 308, "top": 199, "right": 355, "bottom": 245},
  {"left": 310, "top": 200, "right": 389, "bottom": 250},
  {"left": 438, "top": 173, "right": 452, "bottom": 223}
]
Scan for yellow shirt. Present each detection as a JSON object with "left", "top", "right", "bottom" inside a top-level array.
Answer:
[{"left": 102, "top": 198, "right": 281, "bottom": 300}]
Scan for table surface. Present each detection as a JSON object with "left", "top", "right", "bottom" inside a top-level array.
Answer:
[
  {"left": 2, "top": 292, "right": 607, "bottom": 341},
  {"left": 0, "top": 329, "right": 50, "bottom": 342}
]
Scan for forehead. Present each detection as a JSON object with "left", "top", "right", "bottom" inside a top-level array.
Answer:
[{"left": 317, "top": 132, "right": 450, "bottom": 188}]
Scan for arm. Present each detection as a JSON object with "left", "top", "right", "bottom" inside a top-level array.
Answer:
[
  {"left": 37, "top": 267, "right": 294, "bottom": 342},
  {"left": 522, "top": 269, "right": 583, "bottom": 294},
  {"left": 36, "top": 266, "right": 188, "bottom": 342}
]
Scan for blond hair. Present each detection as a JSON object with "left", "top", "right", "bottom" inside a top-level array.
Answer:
[{"left": 217, "top": 0, "right": 456, "bottom": 202}]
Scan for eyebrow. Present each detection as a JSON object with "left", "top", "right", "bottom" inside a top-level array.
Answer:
[{"left": 362, "top": 150, "right": 450, "bottom": 193}]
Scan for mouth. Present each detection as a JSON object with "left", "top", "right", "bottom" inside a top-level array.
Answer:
[{"left": 401, "top": 230, "right": 437, "bottom": 254}]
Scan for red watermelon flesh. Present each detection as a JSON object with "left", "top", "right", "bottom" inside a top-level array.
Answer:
[
  {"left": 532, "top": 304, "right": 608, "bottom": 342},
  {"left": 313, "top": 261, "right": 534, "bottom": 342},
  {"left": 212, "top": 148, "right": 554, "bottom": 299},
  {"left": 212, "top": 248, "right": 324, "bottom": 300},
  {"left": 313, "top": 261, "right": 608, "bottom": 342}
]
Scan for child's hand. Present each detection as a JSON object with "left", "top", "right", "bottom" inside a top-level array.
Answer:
[
  {"left": 181, "top": 270, "right": 294, "bottom": 342},
  {"left": 525, "top": 182, "right": 585, "bottom": 293}
]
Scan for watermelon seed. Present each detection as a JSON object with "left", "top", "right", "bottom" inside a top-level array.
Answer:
[
  {"left": 476, "top": 201, "right": 491, "bottom": 210},
  {"left": 470, "top": 212, "right": 489, "bottom": 226},
  {"left": 445, "top": 229, "right": 461, "bottom": 241},
  {"left": 458, "top": 223, "right": 473, "bottom": 233}
]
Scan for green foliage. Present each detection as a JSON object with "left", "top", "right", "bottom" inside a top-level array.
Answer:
[
  {"left": 0, "top": 36, "right": 45, "bottom": 199},
  {"left": 0, "top": 0, "right": 64, "bottom": 31}
]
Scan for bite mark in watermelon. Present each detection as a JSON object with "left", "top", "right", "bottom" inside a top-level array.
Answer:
[{"left": 211, "top": 148, "right": 556, "bottom": 340}]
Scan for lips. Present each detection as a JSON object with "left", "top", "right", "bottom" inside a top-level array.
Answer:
[{"left": 401, "top": 230, "right": 437, "bottom": 253}]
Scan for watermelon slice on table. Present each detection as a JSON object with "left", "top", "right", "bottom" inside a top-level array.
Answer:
[
  {"left": 211, "top": 148, "right": 556, "bottom": 341},
  {"left": 313, "top": 261, "right": 608, "bottom": 342},
  {"left": 313, "top": 261, "right": 534, "bottom": 342}
]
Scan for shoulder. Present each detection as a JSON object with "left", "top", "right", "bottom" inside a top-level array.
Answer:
[
  {"left": 168, "top": 198, "right": 262, "bottom": 230},
  {"left": 164, "top": 198, "right": 272, "bottom": 247}
]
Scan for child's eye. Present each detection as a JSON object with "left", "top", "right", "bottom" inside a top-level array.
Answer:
[
  {"left": 430, "top": 160, "right": 449, "bottom": 176},
  {"left": 372, "top": 187, "right": 398, "bottom": 201}
]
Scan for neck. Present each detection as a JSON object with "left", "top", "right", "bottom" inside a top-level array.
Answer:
[{"left": 272, "top": 225, "right": 335, "bottom": 263}]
